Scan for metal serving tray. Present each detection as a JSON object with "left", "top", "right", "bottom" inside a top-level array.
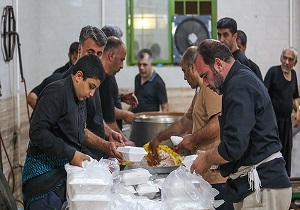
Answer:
[{"left": 124, "top": 165, "right": 179, "bottom": 175}]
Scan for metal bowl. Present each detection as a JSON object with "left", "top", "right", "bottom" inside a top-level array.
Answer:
[{"left": 129, "top": 112, "right": 184, "bottom": 147}]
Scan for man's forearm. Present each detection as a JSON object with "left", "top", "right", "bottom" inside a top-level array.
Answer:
[
  {"left": 84, "top": 129, "right": 108, "bottom": 152},
  {"left": 106, "top": 121, "right": 128, "bottom": 141},
  {"left": 104, "top": 121, "right": 114, "bottom": 138},
  {"left": 160, "top": 102, "right": 169, "bottom": 112},
  {"left": 27, "top": 92, "right": 38, "bottom": 109},
  {"left": 205, "top": 147, "right": 229, "bottom": 166}
]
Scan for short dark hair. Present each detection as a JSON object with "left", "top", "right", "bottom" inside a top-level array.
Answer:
[
  {"left": 79, "top": 25, "right": 107, "bottom": 47},
  {"left": 137, "top": 48, "right": 153, "bottom": 62},
  {"left": 101, "top": 24, "right": 123, "bottom": 39},
  {"left": 217, "top": 17, "right": 237, "bottom": 35},
  {"left": 237, "top": 30, "right": 247, "bottom": 46},
  {"left": 104, "top": 36, "right": 124, "bottom": 53},
  {"left": 197, "top": 39, "right": 233, "bottom": 67},
  {"left": 69, "top": 42, "right": 79, "bottom": 54},
  {"left": 72, "top": 54, "right": 106, "bottom": 82},
  {"left": 182, "top": 46, "right": 197, "bottom": 66}
]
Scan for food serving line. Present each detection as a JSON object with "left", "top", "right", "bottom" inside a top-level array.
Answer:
[
  {"left": 65, "top": 145, "right": 220, "bottom": 210},
  {"left": 63, "top": 112, "right": 300, "bottom": 209},
  {"left": 63, "top": 112, "right": 223, "bottom": 210}
]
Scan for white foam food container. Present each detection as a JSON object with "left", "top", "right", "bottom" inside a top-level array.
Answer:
[
  {"left": 182, "top": 155, "right": 219, "bottom": 171},
  {"left": 117, "top": 146, "right": 147, "bottom": 162},
  {"left": 170, "top": 136, "right": 183, "bottom": 145},
  {"left": 136, "top": 182, "right": 160, "bottom": 199},
  {"left": 70, "top": 194, "right": 111, "bottom": 210},
  {"left": 122, "top": 168, "right": 151, "bottom": 186},
  {"left": 67, "top": 178, "right": 111, "bottom": 197},
  {"left": 154, "top": 178, "right": 165, "bottom": 189},
  {"left": 182, "top": 154, "right": 198, "bottom": 170},
  {"left": 115, "top": 182, "right": 137, "bottom": 194}
]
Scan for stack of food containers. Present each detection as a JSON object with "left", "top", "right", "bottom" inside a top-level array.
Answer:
[
  {"left": 117, "top": 146, "right": 159, "bottom": 199},
  {"left": 65, "top": 160, "right": 113, "bottom": 210}
]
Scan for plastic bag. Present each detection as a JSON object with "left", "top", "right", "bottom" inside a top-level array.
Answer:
[
  {"left": 100, "top": 158, "right": 122, "bottom": 185},
  {"left": 65, "top": 158, "right": 114, "bottom": 210},
  {"left": 161, "top": 166, "right": 221, "bottom": 210},
  {"left": 112, "top": 193, "right": 162, "bottom": 210}
]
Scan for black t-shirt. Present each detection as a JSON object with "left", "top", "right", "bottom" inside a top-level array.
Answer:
[
  {"left": 99, "top": 74, "right": 116, "bottom": 123},
  {"left": 249, "top": 59, "right": 263, "bottom": 81},
  {"left": 30, "top": 73, "right": 63, "bottom": 96},
  {"left": 111, "top": 76, "right": 123, "bottom": 130},
  {"left": 264, "top": 65, "right": 299, "bottom": 118},
  {"left": 232, "top": 49, "right": 250, "bottom": 68},
  {"left": 133, "top": 71, "right": 168, "bottom": 113},
  {"left": 233, "top": 49, "right": 264, "bottom": 80},
  {"left": 52, "top": 62, "right": 71, "bottom": 74}
]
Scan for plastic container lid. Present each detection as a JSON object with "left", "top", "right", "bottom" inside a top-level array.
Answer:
[
  {"left": 170, "top": 136, "right": 183, "bottom": 145},
  {"left": 182, "top": 155, "right": 219, "bottom": 171},
  {"left": 117, "top": 146, "right": 147, "bottom": 162},
  {"left": 122, "top": 168, "right": 151, "bottom": 186},
  {"left": 68, "top": 178, "right": 111, "bottom": 196},
  {"left": 70, "top": 194, "right": 111, "bottom": 210},
  {"left": 136, "top": 182, "right": 159, "bottom": 199}
]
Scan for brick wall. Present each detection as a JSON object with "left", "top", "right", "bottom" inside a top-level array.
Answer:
[{"left": 0, "top": 94, "right": 29, "bottom": 207}]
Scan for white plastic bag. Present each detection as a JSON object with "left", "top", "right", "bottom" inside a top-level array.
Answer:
[
  {"left": 112, "top": 194, "right": 162, "bottom": 210},
  {"left": 65, "top": 158, "right": 114, "bottom": 210},
  {"left": 161, "top": 166, "right": 221, "bottom": 210}
]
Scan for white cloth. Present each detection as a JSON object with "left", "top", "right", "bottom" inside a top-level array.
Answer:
[{"left": 229, "top": 151, "right": 283, "bottom": 201}]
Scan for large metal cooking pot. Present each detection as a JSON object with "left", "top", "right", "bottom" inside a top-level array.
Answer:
[{"left": 129, "top": 112, "right": 184, "bottom": 147}]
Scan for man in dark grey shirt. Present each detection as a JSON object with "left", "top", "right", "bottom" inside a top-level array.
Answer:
[{"left": 193, "top": 39, "right": 291, "bottom": 210}]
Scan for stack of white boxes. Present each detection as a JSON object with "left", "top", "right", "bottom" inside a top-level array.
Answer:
[
  {"left": 67, "top": 177, "right": 112, "bottom": 210},
  {"left": 65, "top": 161, "right": 113, "bottom": 210},
  {"left": 121, "top": 168, "right": 159, "bottom": 199}
]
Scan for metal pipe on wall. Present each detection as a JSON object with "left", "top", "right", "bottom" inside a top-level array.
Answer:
[
  {"left": 289, "top": 0, "right": 293, "bottom": 46},
  {"left": 101, "top": 0, "right": 105, "bottom": 28},
  {"left": 13, "top": 0, "right": 21, "bottom": 165}
]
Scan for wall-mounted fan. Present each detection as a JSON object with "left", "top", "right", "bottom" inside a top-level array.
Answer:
[{"left": 172, "top": 15, "right": 211, "bottom": 65}]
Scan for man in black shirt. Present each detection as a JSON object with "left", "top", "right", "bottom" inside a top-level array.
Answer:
[
  {"left": 131, "top": 49, "right": 168, "bottom": 113},
  {"left": 53, "top": 41, "right": 79, "bottom": 74},
  {"left": 27, "top": 42, "right": 79, "bottom": 109},
  {"left": 193, "top": 39, "right": 291, "bottom": 210},
  {"left": 61, "top": 26, "right": 126, "bottom": 161},
  {"left": 101, "top": 24, "right": 137, "bottom": 131},
  {"left": 217, "top": 17, "right": 251, "bottom": 69},
  {"left": 264, "top": 47, "right": 300, "bottom": 177},
  {"left": 88, "top": 36, "right": 135, "bottom": 160},
  {"left": 236, "top": 30, "right": 263, "bottom": 81}
]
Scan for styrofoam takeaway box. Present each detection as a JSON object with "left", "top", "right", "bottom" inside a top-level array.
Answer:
[
  {"left": 70, "top": 194, "right": 111, "bottom": 210},
  {"left": 182, "top": 155, "right": 219, "bottom": 171},
  {"left": 170, "top": 136, "right": 183, "bottom": 145},
  {"left": 121, "top": 168, "right": 151, "bottom": 186},
  {"left": 117, "top": 146, "right": 147, "bottom": 162},
  {"left": 136, "top": 182, "right": 160, "bottom": 199},
  {"left": 67, "top": 177, "right": 111, "bottom": 198}
]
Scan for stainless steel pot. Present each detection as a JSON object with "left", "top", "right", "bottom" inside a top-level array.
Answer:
[{"left": 129, "top": 112, "right": 184, "bottom": 147}]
